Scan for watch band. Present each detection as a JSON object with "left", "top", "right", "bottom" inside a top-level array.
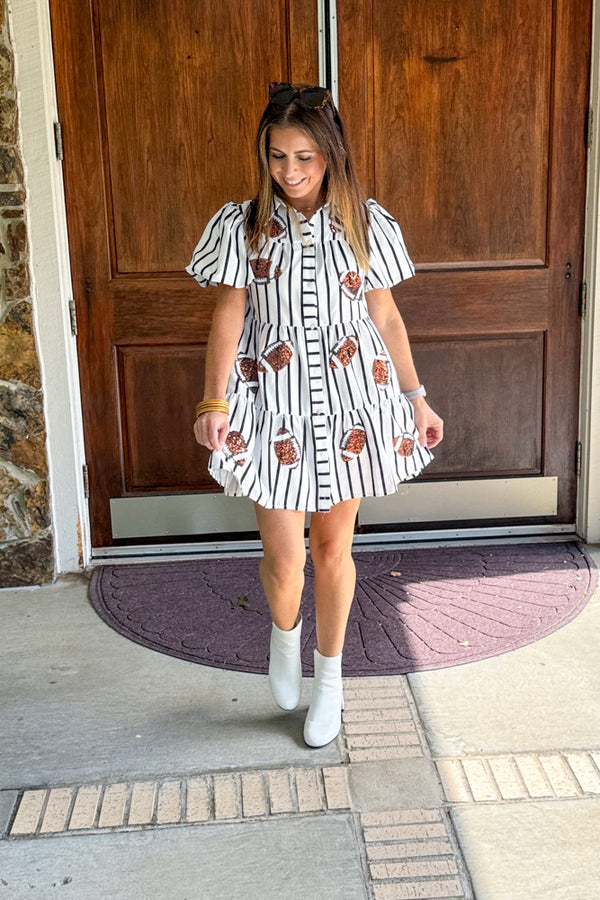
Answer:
[{"left": 404, "top": 384, "right": 427, "bottom": 401}]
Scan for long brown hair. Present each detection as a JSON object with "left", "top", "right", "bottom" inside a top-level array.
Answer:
[{"left": 246, "top": 87, "right": 370, "bottom": 271}]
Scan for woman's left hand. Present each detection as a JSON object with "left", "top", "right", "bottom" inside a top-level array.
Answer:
[{"left": 411, "top": 398, "right": 444, "bottom": 449}]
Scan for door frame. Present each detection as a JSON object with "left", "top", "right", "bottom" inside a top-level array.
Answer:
[{"left": 9, "top": 0, "right": 600, "bottom": 570}]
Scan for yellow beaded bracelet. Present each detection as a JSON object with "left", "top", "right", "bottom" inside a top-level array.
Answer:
[{"left": 195, "top": 399, "right": 229, "bottom": 419}]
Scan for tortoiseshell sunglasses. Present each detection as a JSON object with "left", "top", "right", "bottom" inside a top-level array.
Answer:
[{"left": 268, "top": 82, "right": 332, "bottom": 109}]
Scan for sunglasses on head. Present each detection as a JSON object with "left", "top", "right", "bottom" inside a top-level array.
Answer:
[{"left": 268, "top": 82, "right": 332, "bottom": 110}]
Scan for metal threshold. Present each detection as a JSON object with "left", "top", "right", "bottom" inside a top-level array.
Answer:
[{"left": 90, "top": 523, "right": 579, "bottom": 565}]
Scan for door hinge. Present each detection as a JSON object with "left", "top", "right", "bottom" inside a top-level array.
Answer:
[
  {"left": 579, "top": 282, "right": 587, "bottom": 318},
  {"left": 575, "top": 441, "right": 582, "bottom": 477},
  {"left": 68, "top": 299, "right": 78, "bottom": 336},
  {"left": 54, "top": 121, "right": 64, "bottom": 160},
  {"left": 82, "top": 464, "right": 90, "bottom": 499},
  {"left": 586, "top": 107, "right": 593, "bottom": 150}
]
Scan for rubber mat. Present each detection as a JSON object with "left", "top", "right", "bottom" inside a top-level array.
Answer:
[{"left": 89, "top": 542, "right": 597, "bottom": 676}]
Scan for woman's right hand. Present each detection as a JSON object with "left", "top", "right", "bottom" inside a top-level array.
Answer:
[{"left": 194, "top": 411, "right": 230, "bottom": 452}]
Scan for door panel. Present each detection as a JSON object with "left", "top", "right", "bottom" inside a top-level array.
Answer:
[
  {"left": 117, "top": 346, "right": 210, "bottom": 489},
  {"left": 338, "top": 0, "right": 590, "bottom": 524},
  {"left": 412, "top": 335, "right": 544, "bottom": 476},
  {"left": 100, "top": 1, "right": 297, "bottom": 275},
  {"left": 375, "top": 0, "right": 551, "bottom": 267}
]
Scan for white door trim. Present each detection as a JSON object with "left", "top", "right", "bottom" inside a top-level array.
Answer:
[
  {"left": 579, "top": 0, "right": 600, "bottom": 542},
  {"left": 10, "top": 0, "right": 91, "bottom": 570}
]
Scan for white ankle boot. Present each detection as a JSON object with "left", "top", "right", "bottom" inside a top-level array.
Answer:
[
  {"left": 268, "top": 618, "right": 303, "bottom": 710},
  {"left": 303, "top": 649, "right": 344, "bottom": 748}
]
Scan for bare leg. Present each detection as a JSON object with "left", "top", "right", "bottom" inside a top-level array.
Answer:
[
  {"left": 308, "top": 497, "right": 361, "bottom": 656},
  {"left": 254, "top": 505, "right": 307, "bottom": 630}
]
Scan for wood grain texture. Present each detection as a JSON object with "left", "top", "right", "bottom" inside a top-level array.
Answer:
[
  {"left": 100, "top": 0, "right": 286, "bottom": 274},
  {"left": 50, "top": 0, "right": 318, "bottom": 545},
  {"left": 338, "top": 0, "right": 590, "bottom": 524},
  {"left": 341, "top": 0, "right": 551, "bottom": 265},
  {"left": 412, "top": 335, "right": 544, "bottom": 477},
  {"left": 49, "top": 0, "right": 590, "bottom": 544}
]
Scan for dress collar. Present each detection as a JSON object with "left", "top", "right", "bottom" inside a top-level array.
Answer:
[
  {"left": 273, "top": 194, "right": 330, "bottom": 219},
  {"left": 269, "top": 194, "right": 341, "bottom": 243}
]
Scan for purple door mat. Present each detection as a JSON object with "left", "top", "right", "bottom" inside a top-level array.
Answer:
[{"left": 89, "top": 542, "right": 597, "bottom": 676}]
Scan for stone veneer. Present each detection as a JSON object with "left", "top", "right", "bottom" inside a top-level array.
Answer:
[{"left": 0, "top": 0, "right": 53, "bottom": 586}]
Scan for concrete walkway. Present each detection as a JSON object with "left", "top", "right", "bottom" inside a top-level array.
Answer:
[{"left": 1, "top": 543, "right": 599, "bottom": 899}]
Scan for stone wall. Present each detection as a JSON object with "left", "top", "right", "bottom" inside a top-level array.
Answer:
[{"left": 0, "top": 0, "right": 53, "bottom": 586}]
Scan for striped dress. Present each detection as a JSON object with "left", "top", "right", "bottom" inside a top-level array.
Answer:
[{"left": 186, "top": 196, "right": 433, "bottom": 512}]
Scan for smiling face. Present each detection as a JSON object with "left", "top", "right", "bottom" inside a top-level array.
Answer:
[{"left": 268, "top": 126, "right": 327, "bottom": 211}]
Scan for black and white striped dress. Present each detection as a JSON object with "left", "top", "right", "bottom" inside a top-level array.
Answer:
[{"left": 186, "top": 196, "right": 433, "bottom": 511}]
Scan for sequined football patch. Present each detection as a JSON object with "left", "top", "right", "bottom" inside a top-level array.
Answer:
[
  {"left": 268, "top": 214, "right": 287, "bottom": 239},
  {"left": 393, "top": 434, "right": 415, "bottom": 458},
  {"left": 250, "top": 257, "right": 282, "bottom": 283},
  {"left": 340, "top": 425, "right": 366, "bottom": 462},
  {"left": 258, "top": 340, "right": 294, "bottom": 373},
  {"left": 273, "top": 427, "right": 301, "bottom": 468},
  {"left": 235, "top": 355, "right": 259, "bottom": 392},
  {"left": 339, "top": 270, "right": 362, "bottom": 300},
  {"left": 372, "top": 353, "right": 390, "bottom": 387},
  {"left": 223, "top": 431, "right": 249, "bottom": 466},
  {"left": 329, "top": 335, "right": 359, "bottom": 369}
]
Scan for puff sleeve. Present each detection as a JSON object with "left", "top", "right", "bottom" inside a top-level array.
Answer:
[
  {"left": 364, "top": 199, "right": 415, "bottom": 291},
  {"left": 185, "top": 201, "right": 253, "bottom": 288}
]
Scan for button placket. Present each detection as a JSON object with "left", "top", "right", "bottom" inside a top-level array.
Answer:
[{"left": 301, "top": 228, "right": 331, "bottom": 509}]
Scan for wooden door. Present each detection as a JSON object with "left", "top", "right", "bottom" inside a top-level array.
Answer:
[
  {"left": 49, "top": 0, "right": 319, "bottom": 547},
  {"left": 51, "top": 0, "right": 590, "bottom": 547},
  {"left": 339, "top": 0, "right": 591, "bottom": 529}
]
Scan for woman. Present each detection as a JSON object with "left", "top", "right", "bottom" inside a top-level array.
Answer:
[{"left": 187, "top": 82, "right": 443, "bottom": 748}]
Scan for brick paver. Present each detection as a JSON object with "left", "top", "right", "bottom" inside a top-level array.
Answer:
[
  {"left": 367, "top": 841, "right": 454, "bottom": 861},
  {"left": 435, "top": 751, "right": 600, "bottom": 803},
  {"left": 7, "top": 765, "right": 355, "bottom": 838},
  {"left": 373, "top": 881, "right": 464, "bottom": 899},
  {"left": 267, "top": 769, "right": 295, "bottom": 814},
  {"left": 370, "top": 859, "right": 459, "bottom": 879},
  {"left": 213, "top": 774, "right": 240, "bottom": 820},
  {"left": 241, "top": 771, "right": 267, "bottom": 818},
  {"left": 488, "top": 756, "right": 526, "bottom": 800},
  {"left": 156, "top": 780, "right": 182, "bottom": 824},
  {"left": 565, "top": 752, "right": 600, "bottom": 794},
  {"left": 128, "top": 781, "right": 156, "bottom": 825},
  {"left": 186, "top": 777, "right": 211, "bottom": 823},
  {"left": 362, "top": 809, "right": 467, "bottom": 900},
  {"left": 295, "top": 767, "right": 322, "bottom": 812},
  {"left": 40, "top": 787, "right": 73, "bottom": 834},
  {"left": 514, "top": 755, "right": 554, "bottom": 798},
  {"left": 342, "top": 678, "right": 423, "bottom": 762},
  {"left": 538, "top": 755, "right": 581, "bottom": 797},
  {"left": 98, "top": 782, "right": 128, "bottom": 828},
  {"left": 68, "top": 785, "right": 101, "bottom": 830},
  {"left": 460, "top": 759, "right": 499, "bottom": 802},
  {"left": 436, "top": 759, "right": 472, "bottom": 804},
  {"left": 322, "top": 766, "right": 350, "bottom": 809},
  {"left": 10, "top": 790, "right": 46, "bottom": 836}
]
